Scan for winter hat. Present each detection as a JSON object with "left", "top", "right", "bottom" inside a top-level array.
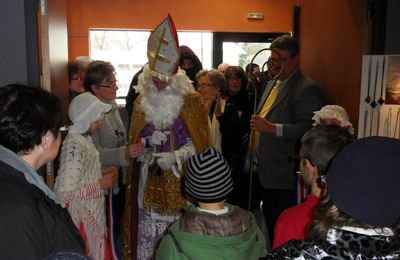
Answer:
[
  {"left": 312, "top": 105, "right": 354, "bottom": 134},
  {"left": 185, "top": 147, "right": 233, "bottom": 203},
  {"left": 68, "top": 92, "right": 111, "bottom": 134},
  {"left": 326, "top": 136, "right": 400, "bottom": 227}
]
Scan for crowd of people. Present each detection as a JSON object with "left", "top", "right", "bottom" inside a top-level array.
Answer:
[{"left": 0, "top": 15, "right": 399, "bottom": 260}]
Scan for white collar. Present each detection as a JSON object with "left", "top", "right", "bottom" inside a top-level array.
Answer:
[{"left": 197, "top": 206, "right": 229, "bottom": 215}]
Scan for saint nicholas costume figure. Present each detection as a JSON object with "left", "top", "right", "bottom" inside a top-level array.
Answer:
[{"left": 123, "top": 15, "right": 210, "bottom": 260}]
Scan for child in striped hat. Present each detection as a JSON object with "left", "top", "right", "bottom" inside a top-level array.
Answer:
[{"left": 156, "top": 147, "right": 267, "bottom": 259}]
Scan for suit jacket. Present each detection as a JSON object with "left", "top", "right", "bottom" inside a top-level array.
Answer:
[{"left": 256, "top": 69, "right": 325, "bottom": 189}]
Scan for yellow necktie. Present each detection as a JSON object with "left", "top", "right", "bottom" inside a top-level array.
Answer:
[
  {"left": 259, "top": 80, "right": 282, "bottom": 118},
  {"left": 250, "top": 80, "right": 282, "bottom": 150}
]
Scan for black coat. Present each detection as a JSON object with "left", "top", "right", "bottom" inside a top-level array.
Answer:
[
  {"left": 267, "top": 227, "right": 400, "bottom": 259},
  {"left": 217, "top": 89, "right": 253, "bottom": 172},
  {"left": 0, "top": 161, "right": 85, "bottom": 259}
]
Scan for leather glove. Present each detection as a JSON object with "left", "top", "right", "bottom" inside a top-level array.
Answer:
[
  {"left": 153, "top": 152, "right": 176, "bottom": 170},
  {"left": 150, "top": 130, "right": 167, "bottom": 146}
]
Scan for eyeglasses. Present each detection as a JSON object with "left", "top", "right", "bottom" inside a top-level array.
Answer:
[
  {"left": 269, "top": 55, "right": 295, "bottom": 64},
  {"left": 228, "top": 77, "right": 242, "bottom": 81},
  {"left": 100, "top": 81, "right": 118, "bottom": 88},
  {"left": 197, "top": 83, "right": 213, "bottom": 89},
  {"left": 71, "top": 77, "right": 82, "bottom": 81}
]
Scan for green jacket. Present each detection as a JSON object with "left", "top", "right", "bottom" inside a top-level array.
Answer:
[{"left": 156, "top": 204, "right": 266, "bottom": 260}]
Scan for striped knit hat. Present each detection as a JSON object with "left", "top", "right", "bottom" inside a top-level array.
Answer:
[{"left": 185, "top": 147, "right": 233, "bottom": 203}]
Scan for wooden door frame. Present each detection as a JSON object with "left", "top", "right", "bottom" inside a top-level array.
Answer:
[{"left": 40, "top": 0, "right": 69, "bottom": 188}]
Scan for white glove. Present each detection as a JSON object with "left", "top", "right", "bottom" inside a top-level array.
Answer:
[
  {"left": 153, "top": 152, "right": 176, "bottom": 170},
  {"left": 150, "top": 130, "right": 167, "bottom": 146},
  {"left": 174, "top": 143, "right": 195, "bottom": 172}
]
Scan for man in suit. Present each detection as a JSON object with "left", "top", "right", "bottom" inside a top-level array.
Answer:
[{"left": 250, "top": 35, "right": 325, "bottom": 245}]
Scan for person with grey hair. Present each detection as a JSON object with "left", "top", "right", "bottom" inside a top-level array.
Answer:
[
  {"left": 68, "top": 60, "right": 86, "bottom": 100},
  {"left": 74, "top": 56, "right": 93, "bottom": 69},
  {"left": 196, "top": 69, "right": 226, "bottom": 151},
  {"left": 84, "top": 61, "right": 144, "bottom": 252},
  {"left": 68, "top": 56, "right": 93, "bottom": 101},
  {"left": 83, "top": 61, "right": 144, "bottom": 189},
  {"left": 217, "top": 63, "right": 230, "bottom": 74},
  {"left": 250, "top": 35, "right": 325, "bottom": 245}
]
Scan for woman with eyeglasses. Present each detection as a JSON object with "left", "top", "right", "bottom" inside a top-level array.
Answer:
[
  {"left": 83, "top": 60, "right": 144, "bottom": 255},
  {"left": 218, "top": 65, "right": 253, "bottom": 210},
  {"left": 196, "top": 69, "right": 226, "bottom": 152}
]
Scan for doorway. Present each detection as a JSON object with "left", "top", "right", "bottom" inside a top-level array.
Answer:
[{"left": 213, "top": 32, "right": 289, "bottom": 69}]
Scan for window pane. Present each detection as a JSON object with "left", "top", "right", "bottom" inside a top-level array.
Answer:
[
  {"left": 222, "top": 42, "right": 271, "bottom": 69},
  {"left": 178, "top": 32, "right": 212, "bottom": 69},
  {"left": 89, "top": 30, "right": 212, "bottom": 104},
  {"left": 89, "top": 30, "right": 150, "bottom": 103}
]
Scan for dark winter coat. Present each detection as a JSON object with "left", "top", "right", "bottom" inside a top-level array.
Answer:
[
  {"left": 267, "top": 227, "right": 400, "bottom": 259},
  {"left": 0, "top": 161, "right": 85, "bottom": 259}
]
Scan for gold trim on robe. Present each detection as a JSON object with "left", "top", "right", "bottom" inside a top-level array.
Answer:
[{"left": 123, "top": 93, "right": 210, "bottom": 259}]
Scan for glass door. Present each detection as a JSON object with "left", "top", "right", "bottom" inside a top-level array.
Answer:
[{"left": 213, "top": 32, "right": 289, "bottom": 69}]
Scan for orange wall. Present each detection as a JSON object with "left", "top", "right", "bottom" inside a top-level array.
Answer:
[
  {"left": 67, "top": 0, "right": 365, "bottom": 133},
  {"left": 67, "top": 0, "right": 301, "bottom": 58},
  {"left": 300, "top": 0, "right": 365, "bottom": 131}
]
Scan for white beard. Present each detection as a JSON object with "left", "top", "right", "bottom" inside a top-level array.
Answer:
[
  {"left": 140, "top": 86, "right": 184, "bottom": 129},
  {"left": 137, "top": 64, "right": 194, "bottom": 129}
]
